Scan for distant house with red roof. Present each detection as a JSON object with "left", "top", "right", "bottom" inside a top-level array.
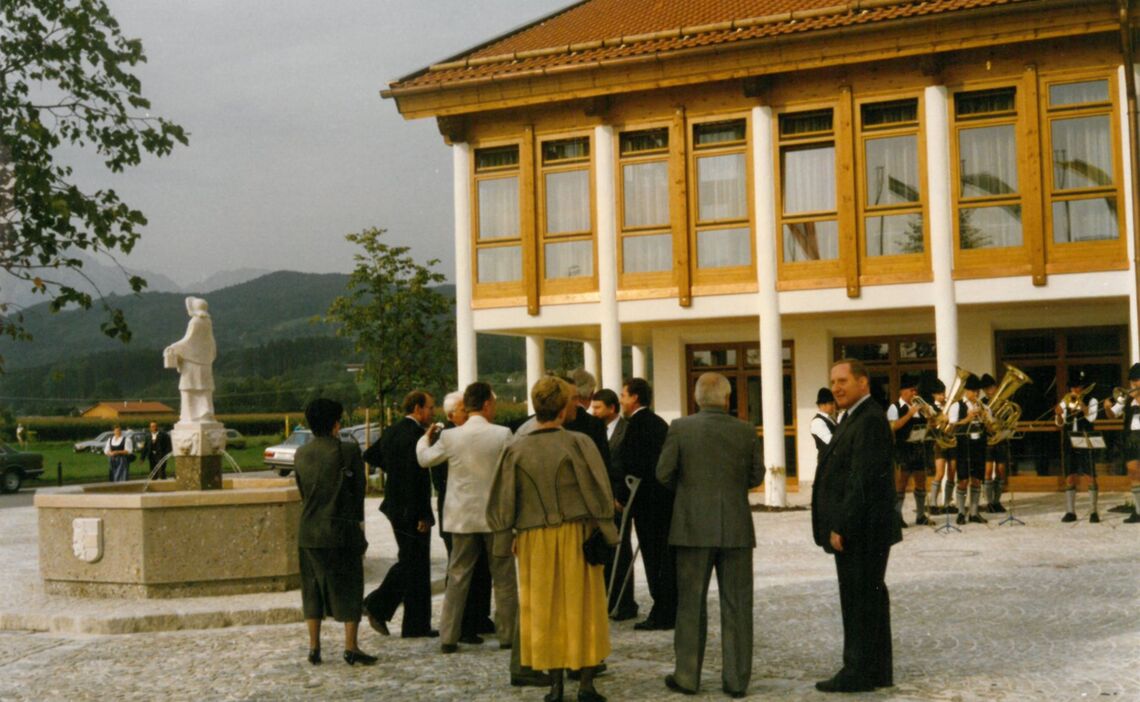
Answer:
[{"left": 81, "top": 401, "right": 176, "bottom": 420}]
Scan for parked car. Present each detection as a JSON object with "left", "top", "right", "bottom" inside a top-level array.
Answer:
[
  {"left": 74, "top": 429, "right": 148, "bottom": 454},
  {"left": 340, "top": 423, "right": 381, "bottom": 451},
  {"left": 263, "top": 429, "right": 312, "bottom": 476},
  {"left": 224, "top": 428, "right": 246, "bottom": 450},
  {"left": 0, "top": 443, "right": 44, "bottom": 493}
]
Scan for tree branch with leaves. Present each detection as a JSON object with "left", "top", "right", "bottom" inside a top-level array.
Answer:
[{"left": 0, "top": 0, "right": 188, "bottom": 370}]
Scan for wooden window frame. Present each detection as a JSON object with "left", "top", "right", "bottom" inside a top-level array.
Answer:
[
  {"left": 774, "top": 102, "right": 847, "bottom": 290},
  {"left": 832, "top": 333, "right": 937, "bottom": 401},
  {"left": 616, "top": 121, "right": 679, "bottom": 296},
  {"left": 537, "top": 130, "right": 598, "bottom": 299},
  {"left": 854, "top": 94, "right": 931, "bottom": 285},
  {"left": 949, "top": 81, "right": 1035, "bottom": 279},
  {"left": 470, "top": 139, "right": 528, "bottom": 306},
  {"left": 1040, "top": 71, "right": 1127, "bottom": 275},
  {"left": 687, "top": 113, "right": 757, "bottom": 295}
]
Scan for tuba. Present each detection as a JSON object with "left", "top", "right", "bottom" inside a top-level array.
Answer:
[
  {"left": 928, "top": 367, "right": 972, "bottom": 449},
  {"left": 985, "top": 363, "right": 1032, "bottom": 445}
]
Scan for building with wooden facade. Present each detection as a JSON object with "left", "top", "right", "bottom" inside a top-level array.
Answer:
[
  {"left": 80, "top": 401, "right": 176, "bottom": 420},
  {"left": 383, "top": 0, "right": 1140, "bottom": 497}
]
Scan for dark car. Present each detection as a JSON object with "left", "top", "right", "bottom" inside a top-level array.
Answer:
[{"left": 0, "top": 443, "right": 44, "bottom": 493}]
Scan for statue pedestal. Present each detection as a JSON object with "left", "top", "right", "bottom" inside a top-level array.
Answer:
[{"left": 171, "top": 421, "right": 227, "bottom": 491}]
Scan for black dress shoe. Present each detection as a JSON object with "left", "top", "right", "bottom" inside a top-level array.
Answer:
[
  {"left": 968, "top": 513, "right": 988, "bottom": 524},
  {"left": 511, "top": 672, "right": 552, "bottom": 687},
  {"left": 815, "top": 673, "right": 873, "bottom": 693},
  {"left": 367, "top": 613, "right": 389, "bottom": 636},
  {"left": 1061, "top": 512, "right": 1077, "bottom": 523},
  {"left": 343, "top": 649, "right": 378, "bottom": 666},
  {"left": 914, "top": 515, "right": 930, "bottom": 526},
  {"left": 1124, "top": 512, "right": 1140, "bottom": 523},
  {"left": 477, "top": 617, "right": 497, "bottom": 634},
  {"left": 440, "top": 643, "right": 458, "bottom": 654},
  {"left": 722, "top": 685, "right": 747, "bottom": 698},
  {"left": 307, "top": 648, "right": 321, "bottom": 665},
  {"left": 991, "top": 502, "right": 1007, "bottom": 513},
  {"left": 956, "top": 514, "right": 966, "bottom": 525},
  {"left": 458, "top": 634, "right": 484, "bottom": 645},
  {"left": 1089, "top": 512, "right": 1101, "bottom": 523},
  {"left": 664, "top": 674, "right": 697, "bottom": 695},
  {"left": 404, "top": 629, "right": 439, "bottom": 639},
  {"left": 633, "top": 618, "right": 659, "bottom": 631}
]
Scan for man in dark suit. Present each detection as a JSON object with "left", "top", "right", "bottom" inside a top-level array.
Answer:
[
  {"left": 619, "top": 377, "right": 675, "bottom": 631},
  {"left": 657, "top": 372, "right": 762, "bottom": 698},
  {"left": 362, "top": 390, "right": 438, "bottom": 638},
  {"left": 592, "top": 388, "right": 637, "bottom": 621},
  {"left": 812, "top": 359, "right": 902, "bottom": 693},
  {"left": 139, "top": 421, "right": 173, "bottom": 479}
]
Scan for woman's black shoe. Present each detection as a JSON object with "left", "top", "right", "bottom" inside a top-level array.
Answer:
[
  {"left": 307, "top": 648, "right": 321, "bottom": 665},
  {"left": 344, "top": 649, "right": 378, "bottom": 666},
  {"left": 578, "top": 690, "right": 607, "bottom": 702}
]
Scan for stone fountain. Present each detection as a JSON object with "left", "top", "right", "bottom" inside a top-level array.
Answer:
[{"left": 36, "top": 297, "right": 301, "bottom": 598}]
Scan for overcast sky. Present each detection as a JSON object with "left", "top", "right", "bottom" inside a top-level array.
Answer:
[{"left": 76, "top": 0, "right": 568, "bottom": 288}]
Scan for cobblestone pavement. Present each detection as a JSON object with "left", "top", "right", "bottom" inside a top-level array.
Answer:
[{"left": 0, "top": 493, "right": 1137, "bottom": 701}]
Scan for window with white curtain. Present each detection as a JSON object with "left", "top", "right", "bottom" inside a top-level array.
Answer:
[
  {"left": 1046, "top": 79, "right": 1118, "bottom": 244},
  {"left": 619, "top": 127, "right": 673, "bottom": 279},
  {"left": 540, "top": 136, "right": 594, "bottom": 282},
  {"left": 860, "top": 99, "right": 923, "bottom": 256},
  {"left": 778, "top": 110, "right": 839, "bottom": 263},
  {"left": 953, "top": 87, "right": 1023, "bottom": 250},
  {"left": 693, "top": 119, "right": 751, "bottom": 270},
  {"left": 473, "top": 145, "right": 522, "bottom": 285}
]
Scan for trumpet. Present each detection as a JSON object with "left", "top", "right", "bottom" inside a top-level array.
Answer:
[{"left": 910, "top": 395, "right": 939, "bottom": 420}]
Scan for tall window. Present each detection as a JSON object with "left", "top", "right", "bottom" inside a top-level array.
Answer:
[
  {"left": 859, "top": 99, "right": 923, "bottom": 257},
  {"left": 778, "top": 110, "right": 839, "bottom": 263},
  {"left": 834, "top": 334, "right": 936, "bottom": 404},
  {"left": 691, "top": 119, "right": 751, "bottom": 271},
  {"left": 954, "top": 88, "right": 1022, "bottom": 250},
  {"left": 473, "top": 145, "right": 522, "bottom": 286},
  {"left": 619, "top": 127, "right": 672, "bottom": 278},
  {"left": 1045, "top": 79, "right": 1119, "bottom": 244},
  {"left": 539, "top": 136, "right": 594, "bottom": 284}
]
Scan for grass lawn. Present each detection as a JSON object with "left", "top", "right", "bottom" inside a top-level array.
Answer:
[{"left": 23, "top": 436, "right": 285, "bottom": 486}]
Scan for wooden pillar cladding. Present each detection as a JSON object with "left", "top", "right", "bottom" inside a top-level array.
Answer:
[
  {"left": 521, "top": 125, "right": 540, "bottom": 315},
  {"left": 1021, "top": 63, "right": 1048, "bottom": 286},
  {"left": 671, "top": 107, "right": 693, "bottom": 307},
  {"left": 836, "top": 85, "right": 861, "bottom": 298}
]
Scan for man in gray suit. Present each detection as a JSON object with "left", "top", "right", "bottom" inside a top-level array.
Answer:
[{"left": 656, "top": 372, "right": 762, "bottom": 698}]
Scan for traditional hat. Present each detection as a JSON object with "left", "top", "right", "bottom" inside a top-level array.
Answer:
[
  {"left": 929, "top": 378, "right": 946, "bottom": 394},
  {"left": 1067, "top": 370, "right": 1086, "bottom": 388},
  {"left": 980, "top": 373, "right": 997, "bottom": 388},
  {"left": 816, "top": 387, "right": 835, "bottom": 404},
  {"left": 964, "top": 373, "right": 983, "bottom": 391},
  {"left": 900, "top": 372, "right": 920, "bottom": 389},
  {"left": 1129, "top": 363, "right": 1140, "bottom": 381}
]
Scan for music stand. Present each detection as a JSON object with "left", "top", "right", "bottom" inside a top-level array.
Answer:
[
  {"left": 997, "top": 438, "right": 1024, "bottom": 526},
  {"left": 934, "top": 444, "right": 962, "bottom": 534}
]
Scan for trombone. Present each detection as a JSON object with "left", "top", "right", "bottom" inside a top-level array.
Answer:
[{"left": 1055, "top": 382, "right": 1096, "bottom": 427}]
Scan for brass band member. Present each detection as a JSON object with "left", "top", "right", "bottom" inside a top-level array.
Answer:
[
  {"left": 949, "top": 374, "right": 989, "bottom": 525},
  {"left": 1056, "top": 371, "right": 1100, "bottom": 523},
  {"left": 980, "top": 374, "right": 1008, "bottom": 514},
  {"left": 1107, "top": 363, "right": 1140, "bottom": 524},
  {"left": 811, "top": 388, "right": 838, "bottom": 453},
  {"left": 923, "top": 380, "right": 955, "bottom": 516},
  {"left": 888, "top": 373, "right": 928, "bottom": 526}
]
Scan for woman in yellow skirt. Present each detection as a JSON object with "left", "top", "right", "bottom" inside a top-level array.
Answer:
[{"left": 488, "top": 377, "right": 619, "bottom": 702}]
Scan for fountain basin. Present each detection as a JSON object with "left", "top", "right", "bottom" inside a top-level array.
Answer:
[{"left": 36, "top": 477, "right": 301, "bottom": 598}]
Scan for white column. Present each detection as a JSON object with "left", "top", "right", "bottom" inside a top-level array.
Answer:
[
  {"left": 752, "top": 105, "right": 787, "bottom": 506},
  {"left": 595, "top": 125, "right": 624, "bottom": 391},
  {"left": 925, "top": 85, "right": 959, "bottom": 384},
  {"left": 1120, "top": 65, "right": 1140, "bottom": 362},
  {"left": 525, "top": 335, "right": 545, "bottom": 414},
  {"left": 452, "top": 143, "right": 478, "bottom": 387},
  {"left": 583, "top": 340, "right": 601, "bottom": 383},
  {"left": 631, "top": 344, "right": 647, "bottom": 379}
]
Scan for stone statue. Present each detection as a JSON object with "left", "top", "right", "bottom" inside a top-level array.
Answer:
[{"left": 164, "top": 297, "right": 217, "bottom": 423}]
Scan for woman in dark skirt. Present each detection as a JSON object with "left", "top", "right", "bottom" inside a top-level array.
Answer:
[{"left": 294, "top": 398, "right": 376, "bottom": 666}]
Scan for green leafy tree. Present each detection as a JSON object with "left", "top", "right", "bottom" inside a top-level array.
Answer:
[
  {"left": 326, "top": 228, "right": 454, "bottom": 423},
  {"left": 0, "top": 0, "right": 188, "bottom": 370}
]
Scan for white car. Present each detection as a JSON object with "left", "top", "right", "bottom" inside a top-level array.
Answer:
[{"left": 263, "top": 429, "right": 312, "bottom": 476}]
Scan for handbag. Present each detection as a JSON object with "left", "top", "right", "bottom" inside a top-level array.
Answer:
[{"left": 582, "top": 524, "right": 613, "bottom": 566}]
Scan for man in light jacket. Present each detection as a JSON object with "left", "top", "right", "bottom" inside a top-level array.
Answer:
[
  {"left": 416, "top": 381, "right": 517, "bottom": 654},
  {"left": 656, "top": 372, "right": 763, "bottom": 698}
]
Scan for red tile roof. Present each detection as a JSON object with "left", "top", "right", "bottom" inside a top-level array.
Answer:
[
  {"left": 84, "top": 401, "right": 176, "bottom": 415},
  {"left": 388, "top": 0, "right": 1036, "bottom": 93}
]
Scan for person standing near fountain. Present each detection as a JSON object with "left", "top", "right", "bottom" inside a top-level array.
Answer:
[
  {"left": 293, "top": 398, "right": 376, "bottom": 666},
  {"left": 104, "top": 425, "right": 134, "bottom": 482},
  {"left": 163, "top": 297, "right": 216, "bottom": 423}
]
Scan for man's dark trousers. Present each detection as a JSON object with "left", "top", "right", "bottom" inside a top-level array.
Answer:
[
  {"left": 835, "top": 543, "right": 892, "bottom": 685},
  {"left": 365, "top": 517, "right": 432, "bottom": 636},
  {"left": 632, "top": 485, "right": 676, "bottom": 626}
]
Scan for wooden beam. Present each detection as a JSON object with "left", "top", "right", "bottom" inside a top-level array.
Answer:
[
  {"left": 836, "top": 85, "right": 861, "bottom": 298},
  {"left": 520, "top": 125, "right": 540, "bottom": 315},
  {"left": 1021, "top": 63, "right": 1048, "bottom": 286},
  {"left": 671, "top": 107, "right": 693, "bottom": 307}
]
